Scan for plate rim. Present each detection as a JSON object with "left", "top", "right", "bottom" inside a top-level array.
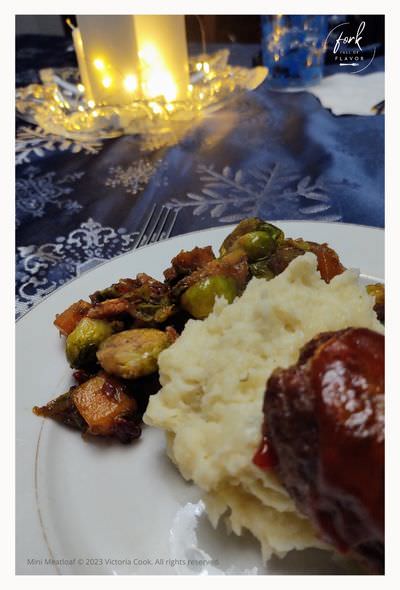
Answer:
[{"left": 16, "top": 220, "right": 384, "bottom": 324}]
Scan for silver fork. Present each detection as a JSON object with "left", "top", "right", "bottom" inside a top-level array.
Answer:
[{"left": 134, "top": 204, "right": 180, "bottom": 249}]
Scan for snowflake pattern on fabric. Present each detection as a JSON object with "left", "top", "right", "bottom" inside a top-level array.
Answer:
[
  {"left": 105, "top": 158, "right": 168, "bottom": 195},
  {"left": 16, "top": 126, "right": 103, "bottom": 165},
  {"left": 16, "top": 218, "right": 139, "bottom": 318},
  {"left": 16, "top": 165, "right": 84, "bottom": 227},
  {"left": 167, "top": 163, "right": 343, "bottom": 224}
]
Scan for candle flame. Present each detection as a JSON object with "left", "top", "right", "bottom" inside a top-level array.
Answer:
[
  {"left": 149, "top": 101, "right": 163, "bottom": 115},
  {"left": 102, "top": 76, "right": 112, "bottom": 88},
  {"left": 93, "top": 58, "right": 105, "bottom": 71},
  {"left": 123, "top": 74, "right": 138, "bottom": 93},
  {"left": 146, "top": 71, "right": 177, "bottom": 102},
  {"left": 139, "top": 43, "right": 178, "bottom": 102}
]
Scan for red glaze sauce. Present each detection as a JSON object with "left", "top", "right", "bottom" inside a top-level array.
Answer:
[{"left": 252, "top": 433, "right": 278, "bottom": 470}]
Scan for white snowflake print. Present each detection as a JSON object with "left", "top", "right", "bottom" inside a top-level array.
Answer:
[
  {"left": 166, "top": 163, "right": 342, "bottom": 224},
  {"left": 16, "top": 126, "right": 103, "bottom": 166},
  {"left": 16, "top": 166, "right": 83, "bottom": 227},
  {"left": 16, "top": 218, "right": 139, "bottom": 318},
  {"left": 105, "top": 158, "right": 167, "bottom": 195}
]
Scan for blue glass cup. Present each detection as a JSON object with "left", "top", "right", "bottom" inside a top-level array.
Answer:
[{"left": 262, "top": 15, "right": 328, "bottom": 88}]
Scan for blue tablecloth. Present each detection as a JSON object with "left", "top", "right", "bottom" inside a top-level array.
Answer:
[{"left": 16, "top": 36, "right": 384, "bottom": 318}]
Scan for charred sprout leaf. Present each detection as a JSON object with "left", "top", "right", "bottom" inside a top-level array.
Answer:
[
  {"left": 128, "top": 300, "right": 175, "bottom": 325},
  {"left": 219, "top": 218, "right": 284, "bottom": 257},
  {"left": 112, "top": 416, "right": 142, "bottom": 444},
  {"left": 264, "top": 244, "right": 306, "bottom": 276},
  {"left": 88, "top": 273, "right": 176, "bottom": 327},
  {"left": 87, "top": 298, "right": 131, "bottom": 320},
  {"left": 180, "top": 275, "right": 239, "bottom": 319},
  {"left": 89, "top": 278, "right": 138, "bottom": 304},
  {"left": 366, "top": 283, "right": 385, "bottom": 324},
  {"left": 123, "top": 274, "right": 176, "bottom": 325},
  {"left": 130, "top": 373, "right": 162, "bottom": 416},
  {"left": 97, "top": 328, "right": 177, "bottom": 380},
  {"left": 33, "top": 388, "right": 86, "bottom": 431},
  {"left": 164, "top": 246, "right": 215, "bottom": 285},
  {"left": 66, "top": 317, "right": 117, "bottom": 369}
]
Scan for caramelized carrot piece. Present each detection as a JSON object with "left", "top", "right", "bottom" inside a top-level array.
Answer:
[
  {"left": 54, "top": 300, "right": 91, "bottom": 336},
  {"left": 72, "top": 374, "right": 136, "bottom": 436},
  {"left": 308, "top": 243, "right": 345, "bottom": 283}
]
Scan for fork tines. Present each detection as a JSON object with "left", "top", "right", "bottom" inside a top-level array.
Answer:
[{"left": 135, "top": 205, "right": 180, "bottom": 248}]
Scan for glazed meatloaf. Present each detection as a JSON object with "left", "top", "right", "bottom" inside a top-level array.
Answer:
[{"left": 260, "top": 328, "right": 384, "bottom": 573}]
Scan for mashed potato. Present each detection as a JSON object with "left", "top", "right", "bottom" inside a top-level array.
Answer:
[{"left": 144, "top": 253, "right": 383, "bottom": 560}]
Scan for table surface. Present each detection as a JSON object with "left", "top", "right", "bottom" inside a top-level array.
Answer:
[{"left": 15, "top": 36, "right": 384, "bottom": 318}]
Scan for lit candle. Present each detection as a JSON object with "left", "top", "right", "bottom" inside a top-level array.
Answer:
[
  {"left": 77, "top": 15, "right": 141, "bottom": 106},
  {"left": 134, "top": 15, "right": 189, "bottom": 101},
  {"left": 68, "top": 20, "right": 93, "bottom": 102}
]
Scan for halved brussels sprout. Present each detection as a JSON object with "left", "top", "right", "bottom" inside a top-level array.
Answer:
[
  {"left": 219, "top": 218, "right": 284, "bottom": 259},
  {"left": 180, "top": 275, "right": 239, "bottom": 319},
  {"left": 66, "top": 317, "right": 116, "bottom": 369},
  {"left": 97, "top": 328, "right": 175, "bottom": 380},
  {"left": 236, "top": 231, "right": 277, "bottom": 262}
]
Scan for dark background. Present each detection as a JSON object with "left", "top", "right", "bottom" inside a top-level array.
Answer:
[{"left": 16, "top": 15, "right": 384, "bottom": 55}]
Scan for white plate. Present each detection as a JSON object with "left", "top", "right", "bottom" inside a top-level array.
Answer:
[{"left": 16, "top": 221, "right": 384, "bottom": 575}]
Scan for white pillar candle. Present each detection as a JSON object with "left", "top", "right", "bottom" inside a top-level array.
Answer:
[
  {"left": 134, "top": 15, "right": 189, "bottom": 101},
  {"left": 70, "top": 24, "right": 93, "bottom": 102},
  {"left": 77, "top": 15, "right": 141, "bottom": 106}
]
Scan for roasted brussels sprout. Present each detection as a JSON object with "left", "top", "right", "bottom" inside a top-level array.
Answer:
[
  {"left": 249, "top": 259, "right": 275, "bottom": 280},
  {"left": 66, "top": 317, "right": 116, "bottom": 369},
  {"left": 180, "top": 275, "right": 239, "bottom": 319},
  {"left": 236, "top": 231, "right": 277, "bottom": 262},
  {"left": 219, "top": 218, "right": 284, "bottom": 258},
  {"left": 366, "top": 283, "right": 385, "bottom": 324},
  {"left": 97, "top": 328, "right": 176, "bottom": 380}
]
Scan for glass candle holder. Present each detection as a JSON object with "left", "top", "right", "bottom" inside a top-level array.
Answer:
[{"left": 261, "top": 15, "right": 328, "bottom": 88}]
